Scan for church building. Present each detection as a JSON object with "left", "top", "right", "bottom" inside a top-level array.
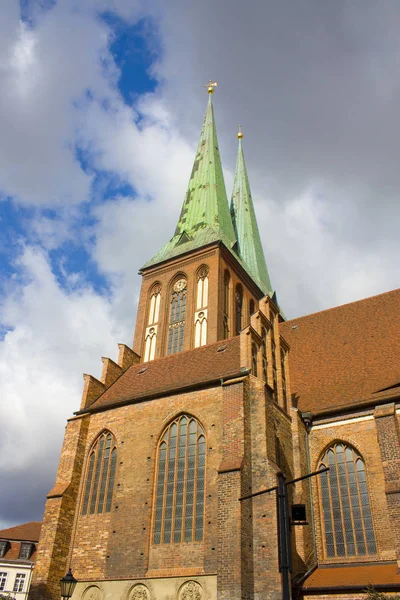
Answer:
[{"left": 30, "top": 84, "right": 400, "bottom": 600}]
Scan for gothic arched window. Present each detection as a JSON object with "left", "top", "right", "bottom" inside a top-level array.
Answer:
[
  {"left": 251, "top": 343, "right": 258, "bottom": 377},
  {"left": 194, "top": 266, "right": 209, "bottom": 348},
  {"left": 82, "top": 431, "right": 117, "bottom": 515},
  {"left": 168, "top": 278, "right": 187, "bottom": 355},
  {"left": 249, "top": 299, "right": 255, "bottom": 316},
  {"left": 223, "top": 270, "right": 230, "bottom": 338},
  {"left": 235, "top": 284, "right": 243, "bottom": 335},
  {"left": 154, "top": 415, "right": 206, "bottom": 544},
  {"left": 261, "top": 326, "right": 268, "bottom": 382},
  {"left": 319, "top": 443, "right": 376, "bottom": 558},
  {"left": 144, "top": 284, "right": 161, "bottom": 362}
]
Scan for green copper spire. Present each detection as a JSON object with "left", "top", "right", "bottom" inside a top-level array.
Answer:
[
  {"left": 142, "top": 90, "right": 236, "bottom": 269},
  {"left": 230, "top": 130, "right": 274, "bottom": 296}
]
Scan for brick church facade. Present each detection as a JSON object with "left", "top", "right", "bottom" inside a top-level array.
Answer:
[{"left": 30, "top": 87, "right": 400, "bottom": 600}]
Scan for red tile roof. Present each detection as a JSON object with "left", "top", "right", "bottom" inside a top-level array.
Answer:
[
  {"left": 302, "top": 562, "right": 400, "bottom": 590},
  {"left": 86, "top": 337, "right": 242, "bottom": 412},
  {"left": 0, "top": 521, "right": 41, "bottom": 542},
  {"left": 281, "top": 288, "right": 400, "bottom": 414}
]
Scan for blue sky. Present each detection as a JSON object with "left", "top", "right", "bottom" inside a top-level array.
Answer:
[{"left": 1, "top": 0, "right": 400, "bottom": 528}]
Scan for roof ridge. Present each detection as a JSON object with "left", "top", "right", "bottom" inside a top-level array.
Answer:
[{"left": 284, "top": 287, "right": 400, "bottom": 323}]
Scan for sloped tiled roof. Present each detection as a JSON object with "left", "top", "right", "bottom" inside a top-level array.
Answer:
[
  {"left": 85, "top": 337, "right": 242, "bottom": 413},
  {"left": 302, "top": 562, "right": 400, "bottom": 591},
  {"left": 0, "top": 521, "right": 41, "bottom": 542},
  {"left": 281, "top": 288, "right": 400, "bottom": 414}
]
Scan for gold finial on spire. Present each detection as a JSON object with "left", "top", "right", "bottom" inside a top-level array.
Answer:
[
  {"left": 237, "top": 124, "right": 243, "bottom": 139},
  {"left": 203, "top": 80, "right": 218, "bottom": 94}
]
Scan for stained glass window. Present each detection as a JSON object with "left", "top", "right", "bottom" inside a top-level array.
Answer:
[
  {"left": 154, "top": 415, "right": 206, "bottom": 544},
  {"left": 319, "top": 443, "right": 376, "bottom": 558},
  {"left": 82, "top": 431, "right": 117, "bottom": 515}
]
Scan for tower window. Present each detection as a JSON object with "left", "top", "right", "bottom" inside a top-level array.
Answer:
[
  {"left": 261, "top": 327, "right": 268, "bottom": 382},
  {"left": 194, "top": 267, "right": 209, "bottom": 348},
  {"left": 144, "top": 284, "right": 162, "bottom": 362},
  {"left": 168, "top": 279, "right": 187, "bottom": 355},
  {"left": 82, "top": 431, "right": 117, "bottom": 515},
  {"left": 270, "top": 322, "right": 278, "bottom": 400},
  {"left": 319, "top": 443, "right": 376, "bottom": 558},
  {"left": 223, "top": 270, "right": 230, "bottom": 338},
  {"left": 235, "top": 284, "right": 243, "bottom": 335},
  {"left": 249, "top": 299, "right": 255, "bottom": 316},
  {"left": 251, "top": 343, "right": 258, "bottom": 377},
  {"left": 281, "top": 348, "right": 287, "bottom": 409},
  {"left": 153, "top": 415, "right": 206, "bottom": 544}
]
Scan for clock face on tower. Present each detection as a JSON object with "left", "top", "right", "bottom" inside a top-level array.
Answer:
[{"left": 173, "top": 279, "right": 187, "bottom": 293}]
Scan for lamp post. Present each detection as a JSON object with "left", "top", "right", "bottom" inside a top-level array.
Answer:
[
  {"left": 60, "top": 569, "right": 77, "bottom": 600},
  {"left": 239, "top": 467, "right": 329, "bottom": 600}
]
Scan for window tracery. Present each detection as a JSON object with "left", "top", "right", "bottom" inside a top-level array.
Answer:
[
  {"left": 194, "top": 267, "right": 209, "bottom": 347},
  {"left": 82, "top": 431, "right": 117, "bottom": 515},
  {"left": 153, "top": 415, "right": 206, "bottom": 544},
  {"left": 168, "top": 278, "right": 187, "bottom": 355},
  {"left": 318, "top": 443, "right": 376, "bottom": 558},
  {"left": 144, "top": 284, "right": 162, "bottom": 362}
]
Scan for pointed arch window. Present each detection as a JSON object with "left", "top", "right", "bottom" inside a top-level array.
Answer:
[
  {"left": 270, "top": 315, "right": 278, "bottom": 400},
  {"left": 281, "top": 348, "right": 288, "bottom": 409},
  {"left": 168, "top": 278, "right": 187, "bottom": 355},
  {"left": 261, "top": 326, "right": 268, "bottom": 382},
  {"left": 251, "top": 343, "right": 258, "bottom": 377},
  {"left": 144, "top": 284, "right": 161, "bottom": 362},
  {"left": 249, "top": 299, "right": 255, "bottom": 316},
  {"left": 319, "top": 443, "right": 376, "bottom": 558},
  {"left": 223, "top": 270, "right": 230, "bottom": 338},
  {"left": 235, "top": 284, "right": 243, "bottom": 335},
  {"left": 82, "top": 431, "right": 117, "bottom": 515},
  {"left": 194, "top": 267, "right": 209, "bottom": 348},
  {"left": 154, "top": 415, "right": 206, "bottom": 544}
]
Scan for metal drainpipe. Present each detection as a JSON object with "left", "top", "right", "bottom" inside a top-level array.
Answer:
[{"left": 301, "top": 411, "right": 318, "bottom": 565}]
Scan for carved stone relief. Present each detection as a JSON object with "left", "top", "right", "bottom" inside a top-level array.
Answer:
[
  {"left": 82, "top": 585, "right": 103, "bottom": 600},
  {"left": 130, "top": 583, "right": 150, "bottom": 600},
  {"left": 179, "top": 580, "right": 202, "bottom": 600}
]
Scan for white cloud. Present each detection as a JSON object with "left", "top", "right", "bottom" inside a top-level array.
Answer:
[
  {"left": 0, "top": 245, "right": 129, "bottom": 522},
  {"left": 1, "top": 0, "right": 400, "bottom": 529}
]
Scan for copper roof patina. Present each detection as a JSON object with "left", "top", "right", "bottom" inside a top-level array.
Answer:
[
  {"left": 230, "top": 132, "right": 274, "bottom": 297},
  {"left": 142, "top": 93, "right": 237, "bottom": 270}
]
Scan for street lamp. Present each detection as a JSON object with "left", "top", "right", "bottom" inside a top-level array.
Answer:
[{"left": 60, "top": 569, "right": 77, "bottom": 600}]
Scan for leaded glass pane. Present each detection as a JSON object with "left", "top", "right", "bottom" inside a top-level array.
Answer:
[
  {"left": 319, "top": 443, "right": 376, "bottom": 558},
  {"left": 82, "top": 432, "right": 117, "bottom": 515},
  {"left": 154, "top": 415, "right": 206, "bottom": 544}
]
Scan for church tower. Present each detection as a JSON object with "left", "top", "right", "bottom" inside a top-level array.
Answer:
[
  {"left": 30, "top": 86, "right": 294, "bottom": 600},
  {"left": 134, "top": 84, "right": 278, "bottom": 364}
]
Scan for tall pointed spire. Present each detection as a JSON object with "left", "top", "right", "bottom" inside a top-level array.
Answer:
[
  {"left": 230, "top": 129, "right": 274, "bottom": 296},
  {"left": 143, "top": 87, "right": 236, "bottom": 269}
]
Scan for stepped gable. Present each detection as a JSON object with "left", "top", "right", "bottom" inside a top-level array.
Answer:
[
  {"left": 84, "top": 336, "right": 241, "bottom": 412},
  {"left": 0, "top": 521, "right": 41, "bottom": 542},
  {"left": 281, "top": 287, "right": 400, "bottom": 414}
]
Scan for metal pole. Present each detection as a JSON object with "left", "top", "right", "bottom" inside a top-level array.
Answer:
[{"left": 277, "top": 472, "right": 291, "bottom": 600}]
